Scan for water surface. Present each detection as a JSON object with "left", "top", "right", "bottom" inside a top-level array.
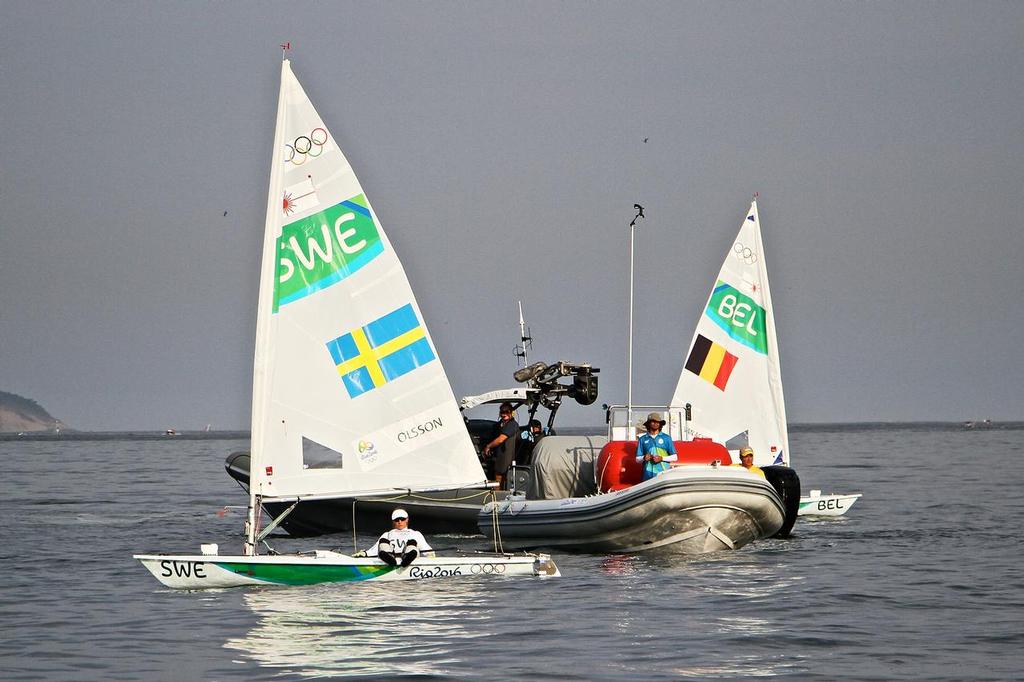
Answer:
[{"left": 1, "top": 425, "right": 1021, "bottom": 680}]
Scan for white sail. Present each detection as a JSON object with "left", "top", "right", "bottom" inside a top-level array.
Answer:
[
  {"left": 670, "top": 199, "right": 790, "bottom": 467},
  {"left": 250, "top": 60, "right": 485, "bottom": 501}
]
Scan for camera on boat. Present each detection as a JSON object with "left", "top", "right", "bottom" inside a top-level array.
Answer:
[
  {"left": 512, "top": 361, "right": 600, "bottom": 407},
  {"left": 570, "top": 366, "right": 599, "bottom": 405}
]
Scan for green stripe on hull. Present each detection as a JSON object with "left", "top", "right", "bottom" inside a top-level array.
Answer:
[{"left": 215, "top": 561, "right": 395, "bottom": 585}]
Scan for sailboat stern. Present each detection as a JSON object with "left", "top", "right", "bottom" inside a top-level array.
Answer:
[{"left": 533, "top": 554, "right": 561, "bottom": 577}]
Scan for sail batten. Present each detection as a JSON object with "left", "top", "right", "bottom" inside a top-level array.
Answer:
[
  {"left": 249, "top": 60, "right": 485, "bottom": 501},
  {"left": 671, "top": 200, "right": 790, "bottom": 467}
]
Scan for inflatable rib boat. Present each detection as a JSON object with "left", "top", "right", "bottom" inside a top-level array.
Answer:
[{"left": 480, "top": 436, "right": 799, "bottom": 553}]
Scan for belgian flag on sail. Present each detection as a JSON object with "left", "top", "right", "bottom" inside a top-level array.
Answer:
[{"left": 685, "top": 334, "right": 738, "bottom": 391}]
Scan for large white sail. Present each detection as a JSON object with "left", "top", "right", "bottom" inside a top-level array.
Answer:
[
  {"left": 250, "top": 60, "right": 485, "bottom": 501},
  {"left": 670, "top": 199, "right": 790, "bottom": 467}
]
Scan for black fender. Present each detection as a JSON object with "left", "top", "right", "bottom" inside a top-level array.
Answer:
[{"left": 762, "top": 465, "right": 800, "bottom": 538}]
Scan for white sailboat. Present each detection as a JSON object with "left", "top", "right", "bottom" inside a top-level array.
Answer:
[
  {"left": 135, "top": 58, "right": 558, "bottom": 588},
  {"left": 670, "top": 198, "right": 856, "bottom": 522},
  {"left": 798, "top": 489, "right": 862, "bottom": 517},
  {"left": 670, "top": 197, "right": 789, "bottom": 468}
]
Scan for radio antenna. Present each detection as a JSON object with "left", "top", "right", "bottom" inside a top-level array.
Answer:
[{"left": 514, "top": 300, "right": 533, "bottom": 367}]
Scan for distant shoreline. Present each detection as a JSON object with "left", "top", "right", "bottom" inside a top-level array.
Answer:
[
  {"left": 0, "top": 430, "right": 251, "bottom": 442},
  {"left": 2, "top": 421, "right": 1022, "bottom": 442}
]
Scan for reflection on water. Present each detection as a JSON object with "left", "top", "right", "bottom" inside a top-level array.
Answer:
[
  {"left": 599, "top": 553, "right": 644, "bottom": 576},
  {"left": 224, "top": 579, "right": 493, "bottom": 678}
]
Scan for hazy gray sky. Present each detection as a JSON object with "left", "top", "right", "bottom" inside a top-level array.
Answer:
[{"left": 2, "top": 1, "right": 1021, "bottom": 430}]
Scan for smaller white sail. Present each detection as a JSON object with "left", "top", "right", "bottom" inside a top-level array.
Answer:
[
  {"left": 670, "top": 199, "right": 790, "bottom": 467},
  {"left": 249, "top": 60, "right": 485, "bottom": 501}
]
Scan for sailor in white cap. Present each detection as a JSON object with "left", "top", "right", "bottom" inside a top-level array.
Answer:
[{"left": 354, "top": 508, "right": 434, "bottom": 566}]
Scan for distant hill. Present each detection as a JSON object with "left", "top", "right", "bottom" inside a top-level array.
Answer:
[{"left": 0, "top": 391, "right": 64, "bottom": 433}]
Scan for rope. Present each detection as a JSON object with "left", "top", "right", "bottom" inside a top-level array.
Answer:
[
  {"left": 597, "top": 450, "right": 614, "bottom": 493},
  {"left": 364, "top": 488, "right": 497, "bottom": 503},
  {"left": 487, "top": 489, "right": 504, "bottom": 554}
]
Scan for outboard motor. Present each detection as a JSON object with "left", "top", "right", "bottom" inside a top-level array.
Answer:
[{"left": 762, "top": 465, "right": 800, "bottom": 538}]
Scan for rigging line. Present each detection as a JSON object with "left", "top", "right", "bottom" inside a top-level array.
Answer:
[
  {"left": 597, "top": 454, "right": 613, "bottom": 495},
  {"left": 488, "top": 489, "right": 504, "bottom": 554},
  {"left": 365, "top": 490, "right": 494, "bottom": 503},
  {"left": 351, "top": 499, "right": 358, "bottom": 554}
]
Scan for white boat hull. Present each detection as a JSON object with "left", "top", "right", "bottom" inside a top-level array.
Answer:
[
  {"left": 134, "top": 550, "right": 559, "bottom": 589},
  {"left": 479, "top": 466, "right": 785, "bottom": 553},
  {"left": 797, "top": 492, "right": 862, "bottom": 517}
]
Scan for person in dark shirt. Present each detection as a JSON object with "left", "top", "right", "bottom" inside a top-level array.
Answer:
[
  {"left": 525, "top": 419, "right": 544, "bottom": 442},
  {"left": 482, "top": 402, "right": 519, "bottom": 488},
  {"left": 515, "top": 419, "right": 545, "bottom": 467}
]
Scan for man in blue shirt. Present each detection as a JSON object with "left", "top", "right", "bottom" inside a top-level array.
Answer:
[{"left": 636, "top": 412, "right": 677, "bottom": 481}]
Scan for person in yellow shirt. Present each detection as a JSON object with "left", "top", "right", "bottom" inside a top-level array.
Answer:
[{"left": 735, "top": 447, "right": 765, "bottom": 477}]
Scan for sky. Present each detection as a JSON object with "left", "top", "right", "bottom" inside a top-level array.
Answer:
[{"left": 1, "top": 1, "right": 1022, "bottom": 431}]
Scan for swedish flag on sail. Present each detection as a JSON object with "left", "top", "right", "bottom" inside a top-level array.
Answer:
[{"left": 326, "top": 304, "right": 436, "bottom": 398}]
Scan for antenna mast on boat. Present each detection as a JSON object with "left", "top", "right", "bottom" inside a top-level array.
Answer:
[
  {"left": 628, "top": 204, "right": 645, "bottom": 424},
  {"left": 514, "top": 300, "right": 532, "bottom": 367}
]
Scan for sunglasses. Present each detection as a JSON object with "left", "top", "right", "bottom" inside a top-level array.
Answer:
[{"left": 393, "top": 517, "right": 408, "bottom": 522}]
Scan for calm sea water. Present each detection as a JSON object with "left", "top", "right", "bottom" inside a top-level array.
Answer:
[{"left": 2, "top": 424, "right": 1022, "bottom": 680}]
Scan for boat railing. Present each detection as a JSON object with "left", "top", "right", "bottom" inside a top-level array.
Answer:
[{"left": 604, "top": 404, "right": 692, "bottom": 441}]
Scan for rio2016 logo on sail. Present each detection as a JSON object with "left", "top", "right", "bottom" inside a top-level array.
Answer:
[
  {"left": 273, "top": 194, "right": 384, "bottom": 311},
  {"left": 706, "top": 280, "right": 768, "bottom": 355}
]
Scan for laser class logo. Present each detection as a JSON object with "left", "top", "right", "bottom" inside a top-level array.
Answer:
[
  {"left": 273, "top": 194, "right": 383, "bottom": 311},
  {"left": 325, "top": 304, "right": 436, "bottom": 399},
  {"left": 705, "top": 280, "right": 767, "bottom": 354}
]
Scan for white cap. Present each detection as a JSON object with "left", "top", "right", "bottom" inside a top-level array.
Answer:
[{"left": 391, "top": 508, "right": 409, "bottom": 520}]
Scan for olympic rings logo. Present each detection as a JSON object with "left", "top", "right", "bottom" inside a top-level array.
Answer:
[
  {"left": 470, "top": 563, "right": 506, "bottom": 575},
  {"left": 285, "top": 128, "right": 329, "bottom": 165},
  {"left": 733, "top": 241, "right": 758, "bottom": 265}
]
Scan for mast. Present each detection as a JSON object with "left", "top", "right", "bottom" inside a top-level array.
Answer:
[
  {"left": 246, "top": 54, "right": 291, "bottom": 556},
  {"left": 627, "top": 204, "right": 645, "bottom": 425}
]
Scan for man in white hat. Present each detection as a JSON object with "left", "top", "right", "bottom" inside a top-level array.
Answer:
[
  {"left": 636, "top": 412, "right": 677, "bottom": 481},
  {"left": 354, "top": 508, "right": 434, "bottom": 566}
]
